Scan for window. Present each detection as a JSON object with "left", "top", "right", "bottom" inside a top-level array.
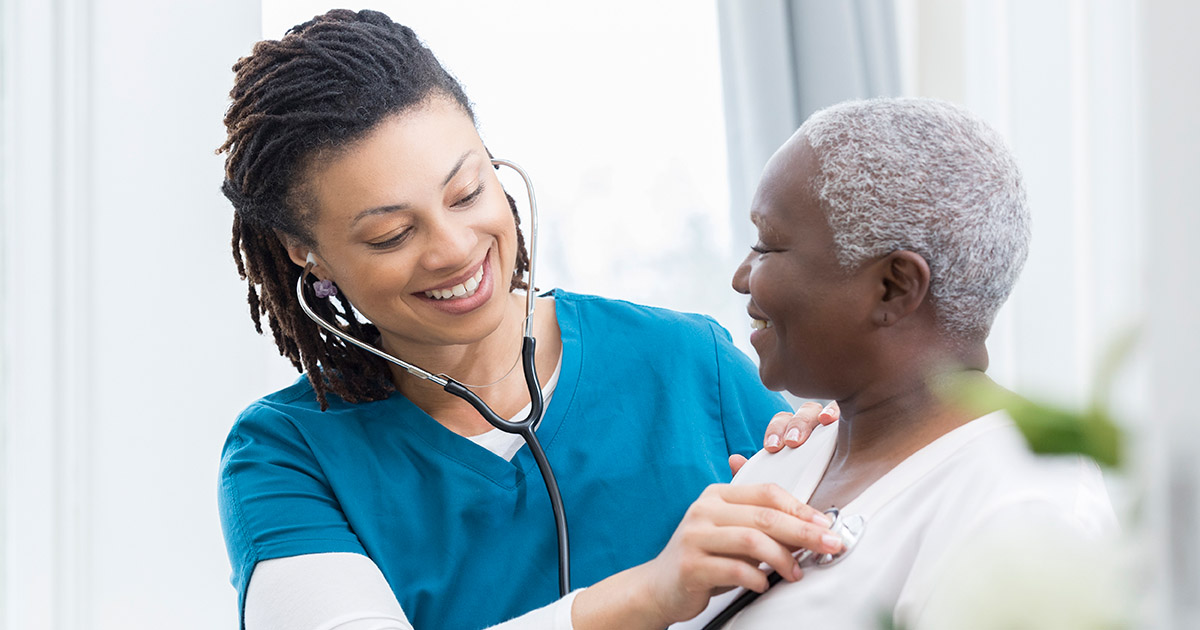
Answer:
[{"left": 264, "top": 1, "right": 747, "bottom": 334}]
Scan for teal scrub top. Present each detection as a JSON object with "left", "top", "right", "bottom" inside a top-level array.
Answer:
[{"left": 219, "top": 290, "right": 789, "bottom": 629}]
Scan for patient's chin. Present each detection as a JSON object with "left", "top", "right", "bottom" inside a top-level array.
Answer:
[{"left": 756, "top": 362, "right": 789, "bottom": 393}]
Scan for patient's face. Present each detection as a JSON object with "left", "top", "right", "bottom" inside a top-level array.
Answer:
[{"left": 732, "top": 137, "right": 877, "bottom": 397}]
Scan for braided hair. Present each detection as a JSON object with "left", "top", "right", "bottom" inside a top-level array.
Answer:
[{"left": 218, "top": 9, "right": 530, "bottom": 410}]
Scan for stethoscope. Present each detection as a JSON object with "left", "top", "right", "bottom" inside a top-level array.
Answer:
[
  {"left": 294, "top": 158, "right": 572, "bottom": 598},
  {"left": 700, "top": 508, "right": 867, "bottom": 630}
]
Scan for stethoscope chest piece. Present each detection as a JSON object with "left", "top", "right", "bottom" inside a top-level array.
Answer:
[
  {"left": 798, "top": 508, "right": 865, "bottom": 568},
  {"left": 700, "top": 507, "right": 868, "bottom": 630}
]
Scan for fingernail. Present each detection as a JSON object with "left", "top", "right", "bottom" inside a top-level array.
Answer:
[
  {"left": 811, "top": 512, "right": 833, "bottom": 527},
  {"left": 821, "top": 533, "right": 843, "bottom": 551},
  {"left": 785, "top": 428, "right": 800, "bottom": 443},
  {"left": 766, "top": 434, "right": 781, "bottom": 448},
  {"left": 792, "top": 564, "right": 803, "bottom": 581},
  {"left": 820, "top": 401, "right": 837, "bottom": 419}
]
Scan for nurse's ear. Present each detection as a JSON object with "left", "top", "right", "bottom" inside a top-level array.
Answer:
[
  {"left": 278, "top": 231, "right": 329, "bottom": 279},
  {"left": 870, "top": 250, "right": 931, "bottom": 327}
]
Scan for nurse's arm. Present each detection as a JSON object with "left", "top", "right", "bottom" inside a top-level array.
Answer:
[{"left": 567, "top": 483, "right": 840, "bottom": 630}]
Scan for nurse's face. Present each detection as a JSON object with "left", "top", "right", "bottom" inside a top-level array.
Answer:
[
  {"left": 731, "top": 136, "right": 877, "bottom": 397},
  {"left": 290, "top": 97, "right": 519, "bottom": 351}
]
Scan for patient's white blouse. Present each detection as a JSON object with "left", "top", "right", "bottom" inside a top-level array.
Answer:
[{"left": 673, "top": 411, "right": 1118, "bottom": 630}]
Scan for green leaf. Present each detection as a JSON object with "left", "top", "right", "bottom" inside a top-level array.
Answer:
[{"left": 944, "top": 377, "right": 1123, "bottom": 468}]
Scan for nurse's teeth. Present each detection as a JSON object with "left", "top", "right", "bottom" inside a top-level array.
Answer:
[{"left": 424, "top": 264, "right": 486, "bottom": 300}]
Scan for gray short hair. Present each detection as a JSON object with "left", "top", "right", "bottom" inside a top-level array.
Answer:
[{"left": 799, "top": 97, "right": 1030, "bottom": 339}]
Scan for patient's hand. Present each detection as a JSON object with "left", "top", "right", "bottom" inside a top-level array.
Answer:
[
  {"left": 761, "top": 401, "right": 839, "bottom": 454},
  {"left": 638, "top": 483, "right": 842, "bottom": 625}
]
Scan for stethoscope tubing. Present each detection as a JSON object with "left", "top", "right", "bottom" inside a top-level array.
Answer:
[
  {"left": 440, "top": 336, "right": 570, "bottom": 597},
  {"left": 293, "top": 158, "right": 571, "bottom": 597}
]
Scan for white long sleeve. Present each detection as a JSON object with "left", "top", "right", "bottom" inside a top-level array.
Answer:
[
  {"left": 245, "top": 553, "right": 412, "bottom": 630},
  {"left": 245, "top": 358, "right": 572, "bottom": 629},
  {"left": 244, "top": 552, "right": 579, "bottom": 630}
]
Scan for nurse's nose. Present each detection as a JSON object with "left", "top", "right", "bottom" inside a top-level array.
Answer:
[{"left": 419, "top": 214, "right": 477, "bottom": 271}]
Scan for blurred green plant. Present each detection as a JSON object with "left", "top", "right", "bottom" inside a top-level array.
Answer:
[
  {"left": 947, "top": 326, "right": 1137, "bottom": 469},
  {"left": 874, "top": 328, "right": 1140, "bottom": 630}
]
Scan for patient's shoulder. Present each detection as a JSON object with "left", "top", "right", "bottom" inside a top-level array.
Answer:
[{"left": 731, "top": 422, "right": 838, "bottom": 493}]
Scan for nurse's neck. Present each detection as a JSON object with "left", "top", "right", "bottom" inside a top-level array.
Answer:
[
  {"left": 806, "top": 338, "right": 994, "bottom": 512},
  {"left": 385, "top": 292, "right": 561, "bottom": 437}
]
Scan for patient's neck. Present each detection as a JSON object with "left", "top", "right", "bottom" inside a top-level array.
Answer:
[{"left": 806, "top": 367, "right": 994, "bottom": 511}]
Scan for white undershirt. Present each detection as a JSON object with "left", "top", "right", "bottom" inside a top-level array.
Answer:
[
  {"left": 464, "top": 355, "right": 561, "bottom": 461},
  {"left": 243, "top": 355, "right": 575, "bottom": 630}
]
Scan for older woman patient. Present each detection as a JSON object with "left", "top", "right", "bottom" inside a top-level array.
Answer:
[{"left": 677, "top": 98, "right": 1116, "bottom": 629}]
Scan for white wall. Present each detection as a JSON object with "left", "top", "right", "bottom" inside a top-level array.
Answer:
[{"left": 1, "top": 0, "right": 275, "bottom": 628}]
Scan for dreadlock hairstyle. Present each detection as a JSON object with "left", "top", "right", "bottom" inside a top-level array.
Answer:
[{"left": 218, "top": 9, "right": 530, "bottom": 410}]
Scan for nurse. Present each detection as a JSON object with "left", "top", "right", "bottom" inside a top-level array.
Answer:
[{"left": 217, "top": 9, "right": 838, "bottom": 630}]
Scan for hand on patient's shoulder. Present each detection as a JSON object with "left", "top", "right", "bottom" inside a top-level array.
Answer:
[
  {"left": 734, "top": 402, "right": 837, "bottom": 476},
  {"left": 761, "top": 401, "right": 839, "bottom": 453}
]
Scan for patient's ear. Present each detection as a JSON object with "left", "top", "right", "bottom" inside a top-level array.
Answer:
[{"left": 872, "top": 251, "right": 931, "bottom": 327}]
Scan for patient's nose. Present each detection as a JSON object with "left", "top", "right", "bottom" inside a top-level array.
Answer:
[{"left": 731, "top": 253, "right": 753, "bottom": 294}]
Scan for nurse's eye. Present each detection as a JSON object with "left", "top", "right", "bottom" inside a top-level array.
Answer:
[
  {"left": 452, "top": 182, "right": 485, "bottom": 208},
  {"left": 368, "top": 228, "right": 413, "bottom": 250}
]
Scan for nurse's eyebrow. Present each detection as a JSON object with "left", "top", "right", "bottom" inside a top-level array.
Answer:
[
  {"left": 441, "top": 150, "right": 473, "bottom": 187},
  {"left": 351, "top": 151, "right": 475, "bottom": 225},
  {"left": 352, "top": 202, "right": 410, "bottom": 226}
]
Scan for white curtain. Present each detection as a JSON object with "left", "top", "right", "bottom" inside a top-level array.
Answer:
[
  {"left": 1141, "top": 1, "right": 1200, "bottom": 625},
  {"left": 716, "top": 0, "right": 901, "bottom": 250},
  {"left": 1, "top": 0, "right": 265, "bottom": 628}
]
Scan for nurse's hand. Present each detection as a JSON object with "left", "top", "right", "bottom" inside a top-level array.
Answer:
[
  {"left": 760, "top": 401, "right": 839, "bottom": 454},
  {"left": 570, "top": 483, "right": 840, "bottom": 630},
  {"left": 641, "top": 482, "right": 840, "bottom": 625}
]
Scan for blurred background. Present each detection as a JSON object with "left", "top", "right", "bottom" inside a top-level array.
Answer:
[{"left": 2, "top": 0, "right": 1196, "bottom": 627}]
